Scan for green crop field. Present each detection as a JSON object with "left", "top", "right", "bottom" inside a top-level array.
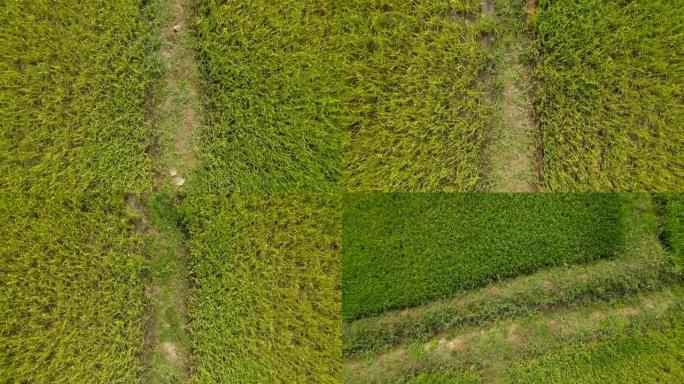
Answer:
[
  {"left": 2, "top": 0, "right": 683, "bottom": 383},
  {"left": 190, "top": 0, "right": 342, "bottom": 192},
  {"left": 533, "top": 0, "right": 684, "bottom": 191},
  {"left": 342, "top": 195, "right": 683, "bottom": 383},
  {"left": 342, "top": 193, "right": 624, "bottom": 320},
  {"left": 179, "top": 193, "right": 341, "bottom": 383},
  {"left": 341, "top": 0, "right": 494, "bottom": 192}
]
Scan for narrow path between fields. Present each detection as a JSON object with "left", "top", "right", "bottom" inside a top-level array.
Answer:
[
  {"left": 343, "top": 288, "right": 679, "bottom": 383},
  {"left": 484, "top": 0, "right": 539, "bottom": 192},
  {"left": 140, "top": 0, "right": 204, "bottom": 381},
  {"left": 155, "top": 0, "right": 203, "bottom": 189}
]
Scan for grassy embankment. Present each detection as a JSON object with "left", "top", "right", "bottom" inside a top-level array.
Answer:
[{"left": 342, "top": 194, "right": 683, "bottom": 383}]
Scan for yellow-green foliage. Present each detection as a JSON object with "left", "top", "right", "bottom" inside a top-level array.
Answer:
[
  {"left": 180, "top": 193, "right": 341, "bottom": 383},
  {"left": 1, "top": 195, "right": 146, "bottom": 382},
  {"left": 341, "top": 0, "right": 493, "bottom": 191},
  {"left": 533, "top": 0, "right": 684, "bottom": 191},
  {"left": 0, "top": 1, "right": 159, "bottom": 194},
  {"left": 0, "top": 1, "right": 160, "bottom": 382},
  {"left": 190, "top": 1, "right": 342, "bottom": 192}
]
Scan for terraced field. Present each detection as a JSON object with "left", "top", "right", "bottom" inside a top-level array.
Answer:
[{"left": 341, "top": 194, "right": 683, "bottom": 382}]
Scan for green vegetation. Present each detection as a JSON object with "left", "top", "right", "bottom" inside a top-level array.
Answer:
[
  {"left": 657, "top": 194, "right": 684, "bottom": 266},
  {"left": 343, "top": 287, "right": 683, "bottom": 383},
  {"left": 343, "top": 195, "right": 670, "bottom": 357},
  {"left": 1, "top": 195, "right": 146, "bottom": 383},
  {"left": 341, "top": 0, "right": 494, "bottom": 191},
  {"left": 0, "top": 0, "right": 160, "bottom": 194},
  {"left": 179, "top": 193, "right": 341, "bottom": 383},
  {"left": 508, "top": 318, "right": 684, "bottom": 383},
  {"left": 343, "top": 193, "right": 624, "bottom": 320},
  {"left": 0, "top": 1, "right": 161, "bottom": 382},
  {"left": 190, "top": 1, "right": 342, "bottom": 192},
  {"left": 533, "top": 0, "right": 684, "bottom": 191}
]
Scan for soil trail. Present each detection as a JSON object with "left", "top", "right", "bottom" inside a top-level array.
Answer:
[
  {"left": 156, "top": 0, "right": 203, "bottom": 188},
  {"left": 485, "top": 1, "right": 539, "bottom": 192},
  {"left": 140, "top": 0, "right": 203, "bottom": 381},
  {"left": 343, "top": 289, "right": 678, "bottom": 383}
]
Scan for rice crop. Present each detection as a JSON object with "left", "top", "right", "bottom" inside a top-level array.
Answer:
[
  {"left": 190, "top": 1, "right": 343, "bottom": 192},
  {"left": 0, "top": 1, "right": 161, "bottom": 382},
  {"left": 341, "top": 0, "right": 495, "bottom": 191},
  {"left": 1, "top": 194, "right": 147, "bottom": 383},
  {"left": 179, "top": 193, "right": 341, "bottom": 383},
  {"left": 342, "top": 193, "right": 625, "bottom": 320},
  {"left": 532, "top": 0, "right": 684, "bottom": 191}
]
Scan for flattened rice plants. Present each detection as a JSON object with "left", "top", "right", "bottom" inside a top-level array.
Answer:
[
  {"left": 533, "top": 0, "right": 684, "bottom": 191},
  {"left": 180, "top": 193, "right": 341, "bottom": 383},
  {"left": 342, "top": 193, "right": 624, "bottom": 320},
  {"left": 341, "top": 0, "right": 495, "bottom": 191}
]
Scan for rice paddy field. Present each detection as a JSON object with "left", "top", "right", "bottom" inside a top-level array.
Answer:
[
  {"left": 190, "top": 0, "right": 343, "bottom": 193},
  {"left": 179, "top": 193, "right": 341, "bottom": 383},
  {"left": 533, "top": 0, "right": 684, "bottom": 191},
  {"left": 342, "top": 193, "right": 624, "bottom": 319},
  {"left": 342, "top": 194, "right": 684, "bottom": 383},
  {"left": 2, "top": 0, "right": 683, "bottom": 383},
  {"left": 1, "top": 1, "right": 160, "bottom": 382},
  {"left": 340, "top": 0, "right": 493, "bottom": 192}
]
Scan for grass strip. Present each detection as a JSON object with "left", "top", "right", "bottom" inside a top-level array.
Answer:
[
  {"left": 343, "top": 286, "right": 683, "bottom": 383},
  {"left": 343, "top": 193, "right": 624, "bottom": 320},
  {"left": 532, "top": 0, "right": 684, "bottom": 191},
  {"left": 343, "top": 194, "right": 668, "bottom": 356},
  {"left": 507, "top": 313, "right": 684, "bottom": 383},
  {"left": 179, "top": 193, "right": 341, "bottom": 383}
]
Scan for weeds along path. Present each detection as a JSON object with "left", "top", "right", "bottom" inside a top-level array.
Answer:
[
  {"left": 154, "top": 0, "right": 203, "bottom": 189},
  {"left": 343, "top": 287, "right": 682, "bottom": 383},
  {"left": 139, "top": 0, "right": 204, "bottom": 381},
  {"left": 485, "top": 0, "right": 539, "bottom": 192}
]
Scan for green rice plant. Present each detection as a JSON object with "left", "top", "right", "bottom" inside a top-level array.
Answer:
[
  {"left": 342, "top": 193, "right": 625, "bottom": 320},
  {"left": 179, "top": 193, "right": 341, "bottom": 383},
  {"left": 341, "top": 0, "right": 494, "bottom": 191},
  {"left": 189, "top": 1, "right": 342, "bottom": 192},
  {"left": 532, "top": 0, "right": 684, "bottom": 191},
  {"left": 507, "top": 312, "right": 684, "bottom": 383}
]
